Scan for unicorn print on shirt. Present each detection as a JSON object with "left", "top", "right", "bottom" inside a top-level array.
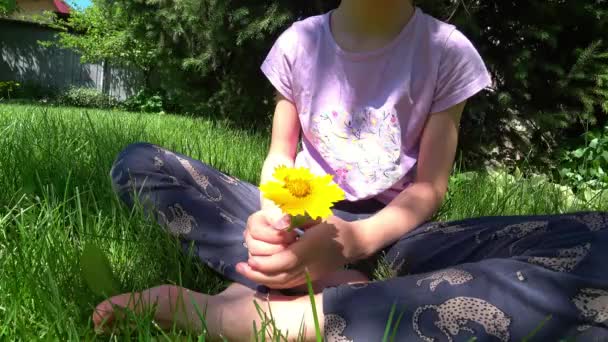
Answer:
[{"left": 310, "top": 106, "right": 403, "bottom": 197}]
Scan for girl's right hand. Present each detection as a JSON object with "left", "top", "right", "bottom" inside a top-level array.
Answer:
[{"left": 244, "top": 209, "right": 298, "bottom": 257}]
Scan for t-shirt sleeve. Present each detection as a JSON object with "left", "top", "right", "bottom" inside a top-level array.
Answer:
[
  {"left": 261, "top": 25, "right": 298, "bottom": 102},
  {"left": 430, "top": 29, "right": 492, "bottom": 114}
]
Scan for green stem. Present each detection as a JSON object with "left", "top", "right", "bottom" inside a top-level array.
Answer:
[
  {"left": 288, "top": 214, "right": 309, "bottom": 232},
  {"left": 305, "top": 270, "right": 322, "bottom": 342}
]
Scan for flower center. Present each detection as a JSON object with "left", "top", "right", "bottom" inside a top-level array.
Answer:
[{"left": 284, "top": 178, "right": 311, "bottom": 198}]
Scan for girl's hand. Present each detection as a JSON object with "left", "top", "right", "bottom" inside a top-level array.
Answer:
[
  {"left": 244, "top": 209, "right": 297, "bottom": 257},
  {"left": 237, "top": 216, "right": 358, "bottom": 289}
]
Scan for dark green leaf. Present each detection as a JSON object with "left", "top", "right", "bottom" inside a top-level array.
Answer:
[
  {"left": 572, "top": 148, "right": 586, "bottom": 159},
  {"left": 80, "top": 243, "right": 121, "bottom": 297},
  {"left": 589, "top": 138, "right": 599, "bottom": 149}
]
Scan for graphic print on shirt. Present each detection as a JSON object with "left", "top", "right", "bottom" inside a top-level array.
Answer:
[{"left": 310, "top": 106, "right": 403, "bottom": 198}]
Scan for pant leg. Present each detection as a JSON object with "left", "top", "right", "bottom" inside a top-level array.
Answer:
[
  {"left": 322, "top": 212, "right": 608, "bottom": 341},
  {"left": 110, "top": 142, "right": 262, "bottom": 290},
  {"left": 110, "top": 142, "right": 386, "bottom": 292}
]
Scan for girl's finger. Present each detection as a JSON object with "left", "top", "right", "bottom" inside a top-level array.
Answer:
[
  {"left": 236, "top": 262, "right": 304, "bottom": 289},
  {"left": 248, "top": 219, "right": 297, "bottom": 245},
  {"left": 246, "top": 247, "right": 301, "bottom": 274},
  {"left": 245, "top": 233, "right": 289, "bottom": 256}
]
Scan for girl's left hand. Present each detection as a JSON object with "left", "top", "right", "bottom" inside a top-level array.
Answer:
[{"left": 236, "top": 216, "right": 358, "bottom": 289}]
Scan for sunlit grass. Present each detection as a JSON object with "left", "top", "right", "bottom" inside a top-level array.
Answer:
[{"left": 0, "top": 103, "right": 604, "bottom": 340}]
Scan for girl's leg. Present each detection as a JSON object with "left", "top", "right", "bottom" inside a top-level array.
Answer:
[
  {"left": 93, "top": 283, "right": 324, "bottom": 341},
  {"left": 93, "top": 212, "right": 608, "bottom": 341},
  {"left": 321, "top": 212, "right": 608, "bottom": 341},
  {"left": 110, "top": 142, "right": 262, "bottom": 290},
  {"left": 110, "top": 142, "right": 370, "bottom": 293}
]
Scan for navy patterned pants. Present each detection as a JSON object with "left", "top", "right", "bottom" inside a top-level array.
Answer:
[{"left": 111, "top": 143, "right": 608, "bottom": 341}]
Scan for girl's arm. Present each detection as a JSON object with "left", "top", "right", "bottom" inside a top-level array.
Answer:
[
  {"left": 349, "top": 101, "right": 466, "bottom": 260},
  {"left": 259, "top": 93, "right": 301, "bottom": 210},
  {"left": 237, "top": 101, "right": 466, "bottom": 288}
]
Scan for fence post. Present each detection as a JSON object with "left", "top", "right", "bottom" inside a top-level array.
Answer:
[{"left": 101, "top": 59, "right": 110, "bottom": 95}]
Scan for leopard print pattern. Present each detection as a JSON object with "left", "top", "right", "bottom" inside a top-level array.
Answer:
[
  {"left": 416, "top": 269, "right": 474, "bottom": 292},
  {"left": 158, "top": 203, "right": 196, "bottom": 235},
  {"left": 476, "top": 221, "right": 548, "bottom": 244},
  {"left": 218, "top": 207, "right": 241, "bottom": 224},
  {"left": 163, "top": 150, "right": 222, "bottom": 202},
  {"left": 573, "top": 288, "right": 608, "bottom": 331},
  {"left": 527, "top": 243, "right": 591, "bottom": 273},
  {"left": 153, "top": 155, "right": 164, "bottom": 170},
  {"left": 219, "top": 173, "right": 239, "bottom": 185},
  {"left": 324, "top": 314, "right": 353, "bottom": 342},
  {"left": 413, "top": 297, "right": 511, "bottom": 342},
  {"left": 571, "top": 212, "right": 607, "bottom": 232},
  {"left": 424, "top": 222, "right": 470, "bottom": 234}
]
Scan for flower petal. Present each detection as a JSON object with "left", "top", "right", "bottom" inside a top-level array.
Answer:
[
  {"left": 259, "top": 181, "right": 290, "bottom": 204},
  {"left": 260, "top": 166, "right": 346, "bottom": 221}
]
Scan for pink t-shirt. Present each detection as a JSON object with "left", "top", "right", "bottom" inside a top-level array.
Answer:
[{"left": 261, "top": 7, "right": 492, "bottom": 203}]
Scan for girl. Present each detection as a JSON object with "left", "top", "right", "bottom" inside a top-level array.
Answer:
[{"left": 94, "top": 0, "right": 608, "bottom": 340}]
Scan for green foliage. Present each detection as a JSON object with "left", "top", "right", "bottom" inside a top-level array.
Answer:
[
  {"left": 0, "top": 81, "right": 20, "bottom": 100},
  {"left": 48, "top": 0, "right": 608, "bottom": 167},
  {"left": 0, "top": 103, "right": 265, "bottom": 339},
  {"left": 45, "top": 2, "right": 158, "bottom": 74},
  {"left": 0, "top": 0, "right": 16, "bottom": 15},
  {"left": 122, "top": 89, "right": 165, "bottom": 113},
  {"left": 56, "top": 87, "right": 118, "bottom": 109},
  {"left": 428, "top": 1, "right": 608, "bottom": 170},
  {"left": 15, "top": 81, "right": 57, "bottom": 100},
  {"left": 560, "top": 126, "right": 608, "bottom": 189},
  {"left": 80, "top": 243, "right": 121, "bottom": 297},
  {"left": 0, "top": 81, "right": 57, "bottom": 101},
  {"left": 48, "top": 0, "right": 296, "bottom": 125},
  {"left": 440, "top": 169, "right": 608, "bottom": 219}
]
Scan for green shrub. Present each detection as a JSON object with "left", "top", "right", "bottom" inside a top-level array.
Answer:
[
  {"left": 0, "top": 81, "right": 62, "bottom": 104},
  {"left": 16, "top": 81, "right": 58, "bottom": 101},
  {"left": 560, "top": 125, "right": 608, "bottom": 189},
  {"left": 56, "top": 87, "right": 118, "bottom": 109},
  {"left": 122, "top": 90, "right": 164, "bottom": 113},
  {"left": 0, "top": 81, "right": 21, "bottom": 100}
]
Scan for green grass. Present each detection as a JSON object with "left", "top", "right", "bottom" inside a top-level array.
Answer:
[
  {"left": 0, "top": 103, "right": 268, "bottom": 340},
  {"left": 0, "top": 103, "right": 606, "bottom": 340}
]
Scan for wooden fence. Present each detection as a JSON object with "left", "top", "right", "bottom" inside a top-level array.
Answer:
[{"left": 0, "top": 18, "right": 142, "bottom": 100}]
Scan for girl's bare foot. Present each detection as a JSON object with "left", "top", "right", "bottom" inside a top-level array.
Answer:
[
  {"left": 92, "top": 285, "right": 194, "bottom": 333},
  {"left": 92, "top": 283, "right": 328, "bottom": 341}
]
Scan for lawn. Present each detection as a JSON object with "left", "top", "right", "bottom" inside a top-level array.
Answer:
[{"left": 0, "top": 103, "right": 606, "bottom": 340}]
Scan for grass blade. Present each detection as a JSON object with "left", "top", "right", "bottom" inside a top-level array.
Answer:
[
  {"left": 522, "top": 315, "right": 552, "bottom": 342},
  {"left": 305, "top": 270, "right": 322, "bottom": 342},
  {"left": 382, "top": 302, "right": 397, "bottom": 342},
  {"left": 390, "top": 308, "right": 405, "bottom": 342}
]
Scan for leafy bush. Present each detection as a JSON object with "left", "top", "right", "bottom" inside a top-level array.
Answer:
[
  {"left": 444, "top": 169, "right": 607, "bottom": 217},
  {"left": 0, "top": 0, "right": 17, "bottom": 15},
  {"left": 420, "top": 2, "right": 608, "bottom": 168},
  {"left": 122, "top": 90, "right": 164, "bottom": 113},
  {"left": 0, "top": 81, "right": 20, "bottom": 100},
  {"left": 560, "top": 126, "right": 608, "bottom": 189},
  {"left": 15, "top": 81, "right": 58, "bottom": 101},
  {"left": 56, "top": 87, "right": 118, "bottom": 109},
  {"left": 1, "top": 81, "right": 60, "bottom": 103}
]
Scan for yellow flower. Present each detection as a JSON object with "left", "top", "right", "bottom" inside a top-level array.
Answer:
[{"left": 260, "top": 166, "right": 345, "bottom": 220}]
